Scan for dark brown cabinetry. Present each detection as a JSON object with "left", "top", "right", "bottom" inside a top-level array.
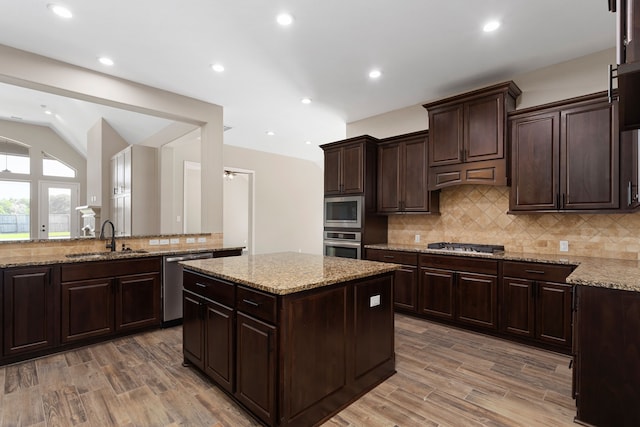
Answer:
[
  {"left": 419, "top": 255, "right": 498, "bottom": 331},
  {"left": 365, "top": 248, "right": 418, "bottom": 312},
  {"left": 573, "top": 285, "right": 640, "bottom": 427},
  {"left": 2, "top": 266, "right": 58, "bottom": 357},
  {"left": 183, "top": 268, "right": 395, "bottom": 427},
  {"left": 611, "top": 0, "right": 640, "bottom": 130},
  {"left": 377, "top": 131, "right": 439, "bottom": 213},
  {"left": 321, "top": 136, "right": 378, "bottom": 201},
  {"left": 60, "top": 257, "right": 161, "bottom": 344},
  {"left": 509, "top": 93, "right": 619, "bottom": 212},
  {"left": 501, "top": 261, "right": 574, "bottom": 351},
  {"left": 423, "top": 81, "right": 521, "bottom": 189}
]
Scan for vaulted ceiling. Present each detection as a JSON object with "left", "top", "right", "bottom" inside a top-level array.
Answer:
[{"left": 0, "top": 1, "right": 616, "bottom": 163}]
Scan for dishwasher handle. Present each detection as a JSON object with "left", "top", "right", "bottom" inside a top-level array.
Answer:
[{"left": 165, "top": 253, "right": 213, "bottom": 263}]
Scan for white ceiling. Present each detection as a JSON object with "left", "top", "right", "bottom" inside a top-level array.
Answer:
[{"left": 0, "top": 0, "right": 616, "bottom": 163}]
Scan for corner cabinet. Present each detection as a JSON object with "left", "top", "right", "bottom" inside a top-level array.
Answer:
[
  {"left": 423, "top": 81, "right": 521, "bottom": 189},
  {"left": 377, "top": 130, "right": 439, "bottom": 214},
  {"left": 110, "top": 145, "right": 159, "bottom": 236},
  {"left": 509, "top": 93, "right": 620, "bottom": 212},
  {"left": 2, "top": 266, "right": 59, "bottom": 357}
]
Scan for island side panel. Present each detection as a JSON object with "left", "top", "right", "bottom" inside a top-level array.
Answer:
[{"left": 279, "top": 272, "right": 395, "bottom": 427}]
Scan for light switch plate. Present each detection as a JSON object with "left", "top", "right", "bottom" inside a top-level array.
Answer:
[
  {"left": 414, "top": 234, "right": 420, "bottom": 243},
  {"left": 369, "top": 294, "right": 381, "bottom": 307},
  {"left": 560, "top": 240, "right": 569, "bottom": 252},
  {"left": 149, "top": 239, "right": 159, "bottom": 245},
  {"left": 170, "top": 238, "right": 179, "bottom": 244},
  {"left": 159, "top": 239, "right": 170, "bottom": 245},
  {"left": 186, "top": 237, "right": 196, "bottom": 244},
  {"left": 197, "top": 237, "right": 207, "bottom": 243}
]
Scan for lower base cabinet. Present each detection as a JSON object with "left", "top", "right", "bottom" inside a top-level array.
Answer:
[
  {"left": 60, "top": 257, "right": 161, "bottom": 344},
  {"left": 183, "top": 269, "right": 395, "bottom": 427},
  {"left": 574, "top": 285, "right": 640, "bottom": 427},
  {"left": 2, "top": 266, "right": 59, "bottom": 357},
  {"left": 365, "top": 249, "right": 418, "bottom": 312}
]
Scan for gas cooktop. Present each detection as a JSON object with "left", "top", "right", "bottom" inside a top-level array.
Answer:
[{"left": 427, "top": 242, "right": 505, "bottom": 254}]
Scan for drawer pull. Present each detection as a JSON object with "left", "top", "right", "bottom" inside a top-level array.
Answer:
[
  {"left": 383, "top": 255, "right": 395, "bottom": 259},
  {"left": 242, "top": 299, "right": 260, "bottom": 307},
  {"left": 525, "top": 269, "right": 545, "bottom": 275},
  {"left": 195, "top": 282, "right": 207, "bottom": 288}
]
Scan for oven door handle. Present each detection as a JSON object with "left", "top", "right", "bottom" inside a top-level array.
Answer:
[{"left": 323, "top": 240, "right": 362, "bottom": 248}]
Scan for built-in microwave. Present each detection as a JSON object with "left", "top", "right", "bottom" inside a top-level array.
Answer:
[
  {"left": 323, "top": 230, "right": 362, "bottom": 259},
  {"left": 324, "top": 196, "right": 363, "bottom": 229}
]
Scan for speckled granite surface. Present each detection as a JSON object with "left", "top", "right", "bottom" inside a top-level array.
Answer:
[
  {"left": 181, "top": 252, "right": 401, "bottom": 295},
  {"left": 366, "top": 243, "right": 640, "bottom": 293},
  {"left": 0, "top": 246, "right": 243, "bottom": 268}
]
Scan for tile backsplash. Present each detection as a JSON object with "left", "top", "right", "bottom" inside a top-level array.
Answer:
[{"left": 388, "top": 185, "right": 640, "bottom": 260}]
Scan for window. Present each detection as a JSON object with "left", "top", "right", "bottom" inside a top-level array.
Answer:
[
  {"left": 0, "top": 138, "right": 30, "bottom": 174},
  {"left": 42, "top": 152, "right": 76, "bottom": 177},
  {"left": 0, "top": 180, "right": 30, "bottom": 240}
]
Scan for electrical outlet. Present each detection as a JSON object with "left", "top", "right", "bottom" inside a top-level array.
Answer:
[
  {"left": 560, "top": 240, "right": 569, "bottom": 252},
  {"left": 159, "top": 239, "right": 170, "bottom": 245},
  {"left": 149, "top": 239, "right": 159, "bottom": 245},
  {"left": 414, "top": 234, "right": 421, "bottom": 243},
  {"left": 197, "top": 237, "right": 207, "bottom": 243},
  {"left": 369, "top": 294, "right": 381, "bottom": 307},
  {"left": 170, "top": 238, "right": 179, "bottom": 244},
  {"left": 186, "top": 237, "right": 196, "bottom": 244}
]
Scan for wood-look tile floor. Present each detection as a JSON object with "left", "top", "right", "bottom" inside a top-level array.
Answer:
[{"left": 0, "top": 314, "right": 577, "bottom": 427}]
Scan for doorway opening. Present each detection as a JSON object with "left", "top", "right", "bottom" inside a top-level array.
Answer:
[{"left": 223, "top": 167, "right": 255, "bottom": 255}]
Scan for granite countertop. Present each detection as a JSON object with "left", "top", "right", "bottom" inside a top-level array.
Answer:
[
  {"left": 0, "top": 246, "right": 244, "bottom": 268},
  {"left": 366, "top": 243, "right": 640, "bottom": 293},
  {"left": 181, "top": 252, "right": 402, "bottom": 295}
]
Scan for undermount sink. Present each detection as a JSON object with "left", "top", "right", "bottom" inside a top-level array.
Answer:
[{"left": 65, "top": 249, "right": 148, "bottom": 259}]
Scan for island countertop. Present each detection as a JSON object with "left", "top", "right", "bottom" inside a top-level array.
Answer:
[{"left": 180, "top": 251, "right": 402, "bottom": 295}]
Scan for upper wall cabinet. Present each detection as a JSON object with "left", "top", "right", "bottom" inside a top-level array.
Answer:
[
  {"left": 509, "top": 93, "right": 620, "bottom": 212},
  {"left": 611, "top": 0, "right": 640, "bottom": 130},
  {"left": 321, "top": 135, "right": 379, "bottom": 209},
  {"left": 377, "top": 131, "right": 439, "bottom": 214},
  {"left": 422, "top": 81, "right": 521, "bottom": 190}
]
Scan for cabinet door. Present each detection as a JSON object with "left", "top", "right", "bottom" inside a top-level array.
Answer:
[
  {"left": 419, "top": 268, "right": 455, "bottom": 320},
  {"left": 509, "top": 112, "right": 560, "bottom": 211},
  {"left": 205, "top": 300, "right": 235, "bottom": 393},
  {"left": 323, "top": 147, "right": 342, "bottom": 194},
  {"left": 456, "top": 272, "right": 497, "bottom": 330},
  {"left": 394, "top": 265, "right": 418, "bottom": 312},
  {"left": 183, "top": 290, "right": 204, "bottom": 369},
  {"left": 377, "top": 143, "right": 401, "bottom": 212},
  {"left": 429, "top": 104, "right": 464, "bottom": 166},
  {"left": 115, "top": 272, "right": 161, "bottom": 332},
  {"left": 3, "top": 267, "right": 57, "bottom": 356},
  {"left": 536, "top": 281, "right": 572, "bottom": 347},
  {"left": 236, "top": 312, "right": 276, "bottom": 427},
  {"left": 562, "top": 101, "right": 619, "bottom": 210},
  {"left": 341, "top": 144, "right": 364, "bottom": 194},
  {"left": 402, "top": 137, "right": 430, "bottom": 211},
  {"left": 501, "top": 278, "right": 535, "bottom": 338},
  {"left": 464, "top": 93, "right": 504, "bottom": 162},
  {"left": 61, "top": 278, "right": 114, "bottom": 343}
]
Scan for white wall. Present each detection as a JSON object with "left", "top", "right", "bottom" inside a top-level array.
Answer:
[
  {"left": 223, "top": 172, "right": 249, "bottom": 250},
  {"left": 348, "top": 48, "right": 616, "bottom": 138},
  {"left": 223, "top": 145, "right": 323, "bottom": 255}
]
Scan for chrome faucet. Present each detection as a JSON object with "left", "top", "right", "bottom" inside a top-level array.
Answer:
[{"left": 99, "top": 219, "right": 116, "bottom": 252}]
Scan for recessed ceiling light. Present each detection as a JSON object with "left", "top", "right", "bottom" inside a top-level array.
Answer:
[
  {"left": 211, "top": 63, "right": 225, "bottom": 72},
  {"left": 483, "top": 20, "right": 500, "bottom": 32},
  {"left": 301, "top": 97, "right": 312, "bottom": 104},
  {"left": 266, "top": 131, "right": 275, "bottom": 136},
  {"left": 305, "top": 140, "right": 311, "bottom": 145},
  {"left": 277, "top": 13, "right": 293, "bottom": 26},
  {"left": 98, "top": 57, "right": 114, "bottom": 66},
  {"left": 48, "top": 4, "right": 72, "bottom": 19},
  {"left": 44, "top": 110, "right": 52, "bottom": 115},
  {"left": 369, "top": 69, "right": 382, "bottom": 79}
]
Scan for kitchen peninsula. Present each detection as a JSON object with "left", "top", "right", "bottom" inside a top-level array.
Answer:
[{"left": 180, "top": 252, "right": 401, "bottom": 427}]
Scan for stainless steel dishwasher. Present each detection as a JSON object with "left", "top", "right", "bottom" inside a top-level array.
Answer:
[{"left": 162, "top": 252, "right": 213, "bottom": 326}]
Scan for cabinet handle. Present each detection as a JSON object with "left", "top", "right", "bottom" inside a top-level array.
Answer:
[
  {"left": 525, "top": 269, "right": 545, "bottom": 275},
  {"left": 195, "top": 282, "right": 207, "bottom": 288},
  {"left": 242, "top": 299, "right": 260, "bottom": 307},
  {"left": 383, "top": 255, "right": 394, "bottom": 259},
  {"left": 608, "top": 64, "right": 617, "bottom": 103}
]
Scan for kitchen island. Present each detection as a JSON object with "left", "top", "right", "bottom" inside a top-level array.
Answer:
[{"left": 180, "top": 252, "right": 401, "bottom": 427}]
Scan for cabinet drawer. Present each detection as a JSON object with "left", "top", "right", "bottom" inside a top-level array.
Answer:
[
  {"left": 420, "top": 254, "right": 498, "bottom": 275},
  {"left": 183, "top": 270, "right": 235, "bottom": 307},
  {"left": 503, "top": 261, "right": 574, "bottom": 283},
  {"left": 237, "top": 286, "right": 277, "bottom": 324},
  {"left": 366, "top": 249, "right": 418, "bottom": 266},
  {"left": 61, "top": 257, "right": 161, "bottom": 282}
]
